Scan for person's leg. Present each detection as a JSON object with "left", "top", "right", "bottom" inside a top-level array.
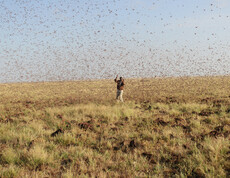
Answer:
[
  {"left": 116, "top": 89, "right": 120, "bottom": 100},
  {"left": 120, "top": 90, "right": 124, "bottom": 102}
]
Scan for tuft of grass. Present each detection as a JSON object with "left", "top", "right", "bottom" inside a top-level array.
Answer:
[
  {"left": 1, "top": 148, "right": 19, "bottom": 165},
  {"left": 0, "top": 165, "right": 19, "bottom": 178}
]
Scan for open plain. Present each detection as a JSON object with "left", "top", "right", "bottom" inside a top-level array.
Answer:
[{"left": 0, "top": 76, "right": 229, "bottom": 177}]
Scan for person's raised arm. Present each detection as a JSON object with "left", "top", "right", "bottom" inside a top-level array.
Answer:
[{"left": 114, "top": 75, "right": 118, "bottom": 83}]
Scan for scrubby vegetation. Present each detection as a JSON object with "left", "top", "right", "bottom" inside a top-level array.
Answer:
[{"left": 0, "top": 76, "right": 229, "bottom": 177}]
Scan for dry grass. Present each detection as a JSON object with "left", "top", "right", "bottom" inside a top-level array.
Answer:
[{"left": 0, "top": 76, "right": 230, "bottom": 177}]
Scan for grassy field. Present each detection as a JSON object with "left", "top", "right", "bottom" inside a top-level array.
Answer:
[{"left": 0, "top": 76, "right": 229, "bottom": 177}]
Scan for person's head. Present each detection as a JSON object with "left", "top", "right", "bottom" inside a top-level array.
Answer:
[{"left": 120, "top": 77, "right": 123, "bottom": 80}]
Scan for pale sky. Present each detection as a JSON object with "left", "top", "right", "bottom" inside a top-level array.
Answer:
[{"left": 0, "top": 0, "right": 230, "bottom": 83}]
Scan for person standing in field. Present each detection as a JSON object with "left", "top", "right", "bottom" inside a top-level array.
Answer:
[{"left": 114, "top": 75, "right": 125, "bottom": 102}]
